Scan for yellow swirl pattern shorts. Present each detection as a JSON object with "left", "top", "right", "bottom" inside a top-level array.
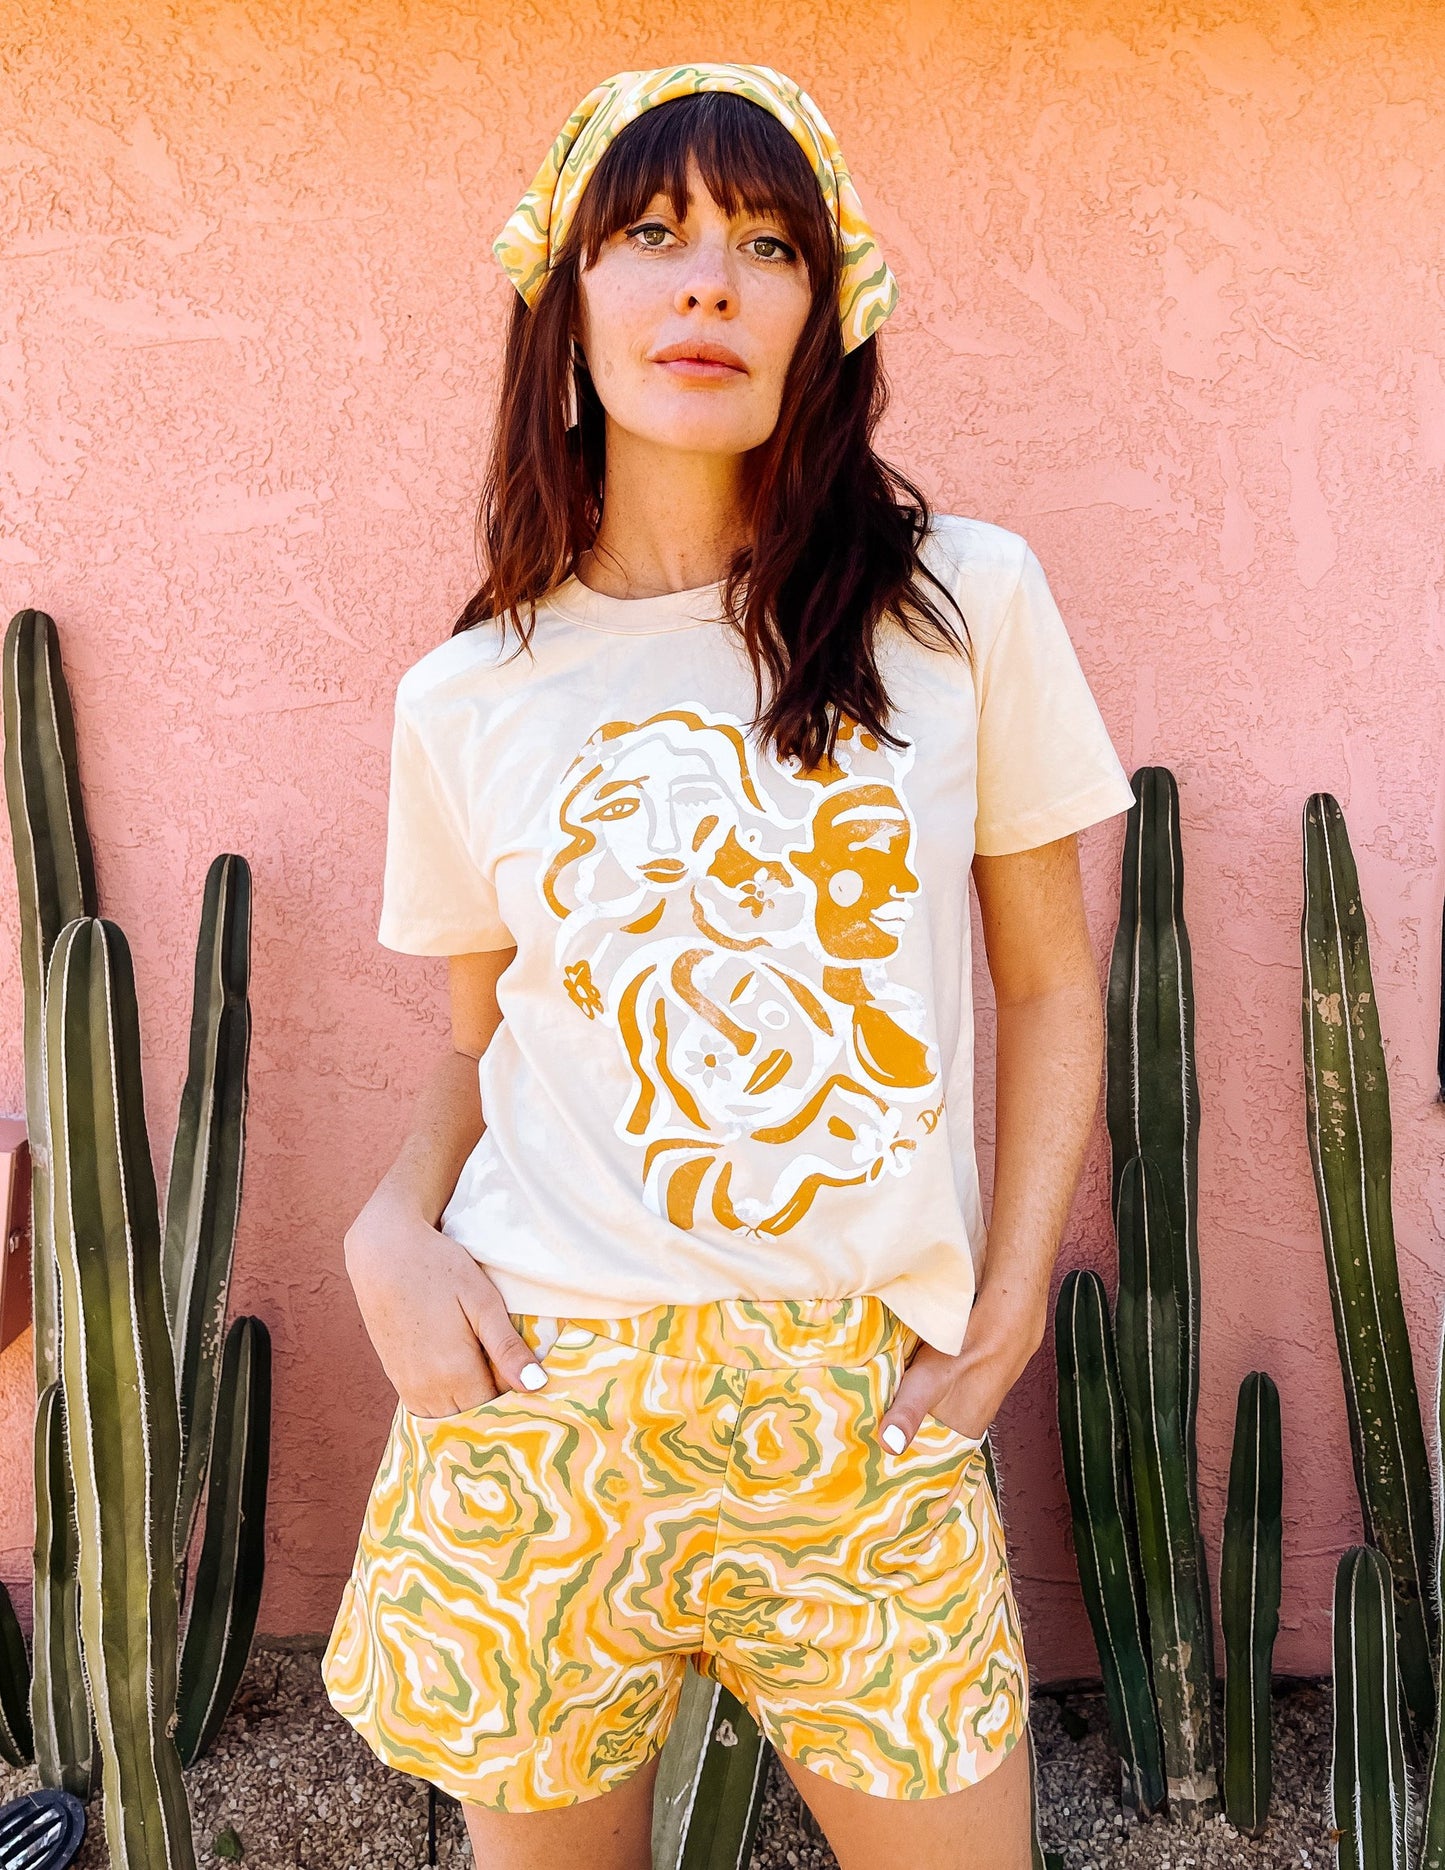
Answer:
[{"left": 321, "top": 1295, "right": 1029, "bottom": 1808}]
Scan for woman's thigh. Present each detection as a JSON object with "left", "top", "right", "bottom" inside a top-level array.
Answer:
[
  {"left": 460, "top": 1749, "right": 662, "bottom": 1870},
  {"left": 775, "top": 1729, "right": 1031, "bottom": 1870}
]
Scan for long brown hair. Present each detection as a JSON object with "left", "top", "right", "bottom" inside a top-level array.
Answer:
[{"left": 453, "top": 89, "right": 969, "bottom": 771}]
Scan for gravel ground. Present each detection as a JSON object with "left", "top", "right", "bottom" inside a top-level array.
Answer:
[{"left": 0, "top": 1642, "right": 1335, "bottom": 1868}]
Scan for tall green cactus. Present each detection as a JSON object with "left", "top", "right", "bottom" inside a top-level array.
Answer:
[
  {"left": 47, "top": 917, "right": 196, "bottom": 1870},
  {"left": 2, "top": 609, "right": 98, "bottom": 1794},
  {"left": 1106, "top": 766, "right": 1218, "bottom": 1817},
  {"left": 1113, "top": 1154, "right": 1217, "bottom": 1818},
  {"left": 1054, "top": 1270, "right": 1165, "bottom": 1815},
  {"left": 1302, "top": 792, "right": 1436, "bottom": 1749},
  {"left": 1220, "top": 1371, "right": 1281, "bottom": 1837},
  {"left": 1332, "top": 1546, "right": 1409, "bottom": 1870}
]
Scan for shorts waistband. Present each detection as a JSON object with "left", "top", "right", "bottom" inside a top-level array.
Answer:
[{"left": 509, "top": 1296, "right": 917, "bottom": 1370}]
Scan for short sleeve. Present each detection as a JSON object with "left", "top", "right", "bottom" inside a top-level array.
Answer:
[
  {"left": 972, "top": 543, "right": 1137, "bottom": 856},
  {"left": 376, "top": 685, "right": 515, "bottom": 955}
]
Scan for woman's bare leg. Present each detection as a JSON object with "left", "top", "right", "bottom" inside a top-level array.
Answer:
[
  {"left": 459, "top": 1747, "right": 661, "bottom": 1870},
  {"left": 774, "top": 1729, "right": 1031, "bottom": 1870}
]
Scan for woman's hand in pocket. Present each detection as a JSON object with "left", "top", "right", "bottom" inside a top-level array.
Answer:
[
  {"left": 878, "top": 1278, "right": 1047, "bottom": 1455},
  {"left": 343, "top": 1188, "right": 548, "bottom": 1420}
]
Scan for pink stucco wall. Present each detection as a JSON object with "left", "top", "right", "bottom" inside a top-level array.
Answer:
[{"left": 1, "top": 4, "right": 1442, "bottom": 1687}]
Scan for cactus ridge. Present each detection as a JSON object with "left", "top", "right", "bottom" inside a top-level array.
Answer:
[
  {"left": 1332, "top": 1546, "right": 1409, "bottom": 1870},
  {"left": 1054, "top": 1270, "right": 1165, "bottom": 1813},
  {"left": 1221, "top": 1371, "right": 1282, "bottom": 1836},
  {"left": 1303, "top": 793, "right": 1436, "bottom": 1747}
]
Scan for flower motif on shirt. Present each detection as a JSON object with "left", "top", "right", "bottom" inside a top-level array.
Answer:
[{"left": 536, "top": 705, "right": 945, "bottom": 1235}]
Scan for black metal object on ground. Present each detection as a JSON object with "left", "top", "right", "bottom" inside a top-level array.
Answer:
[{"left": 0, "top": 1789, "right": 86, "bottom": 1870}]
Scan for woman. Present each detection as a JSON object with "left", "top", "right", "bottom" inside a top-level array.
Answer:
[{"left": 322, "top": 62, "right": 1136, "bottom": 1870}]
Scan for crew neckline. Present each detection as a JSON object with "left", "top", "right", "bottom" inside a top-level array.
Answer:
[{"left": 545, "top": 571, "right": 733, "bottom": 636}]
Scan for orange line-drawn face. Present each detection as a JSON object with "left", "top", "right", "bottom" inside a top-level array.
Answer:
[{"left": 789, "top": 782, "right": 920, "bottom": 961}]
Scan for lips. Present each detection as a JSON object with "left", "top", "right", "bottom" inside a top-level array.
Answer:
[{"left": 650, "top": 341, "right": 747, "bottom": 372}]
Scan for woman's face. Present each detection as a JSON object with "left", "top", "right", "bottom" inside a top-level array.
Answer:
[{"left": 574, "top": 154, "right": 813, "bottom": 458}]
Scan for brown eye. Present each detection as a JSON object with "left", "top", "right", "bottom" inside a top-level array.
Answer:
[{"left": 626, "top": 222, "right": 675, "bottom": 249}]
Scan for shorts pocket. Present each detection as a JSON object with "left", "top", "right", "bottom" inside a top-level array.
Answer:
[
  {"left": 402, "top": 1386, "right": 512, "bottom": 1430},
  {"left": 920, "top": 1410, "right": 987, "bottom": 1455},
  {"left": 401, "top": 1313, "right": 590, "bottom": 1428}
]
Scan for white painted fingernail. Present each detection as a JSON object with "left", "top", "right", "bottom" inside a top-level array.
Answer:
[
  {"left": 519, "top": 1362, "right": 548, "bottom": 1390},
  {"left": 881, "top": 1423, "right": 907, "bottom": 1453}
]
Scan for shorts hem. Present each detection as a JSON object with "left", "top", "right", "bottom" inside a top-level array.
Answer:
[
  {"left": 328, "top": 1704, "right": 670, "bottom": 1811},
  {"left": 766, "top": 1707, "right": 1030, "bottom": 1801}
]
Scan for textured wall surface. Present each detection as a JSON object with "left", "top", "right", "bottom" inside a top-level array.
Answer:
[{"left": 1, "top": 1, "right": 1442, "bottom": 1687}]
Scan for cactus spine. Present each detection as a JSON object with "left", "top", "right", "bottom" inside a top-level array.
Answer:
[
  {"left": 1054, "top": 1270, "right": 1165, "bottom": 1814},
  {"left": 2, "top": 609, "right": 98, "bottom": 1794},
  {"left": 1332, "top": 1546, "right": 1409, "bottom": 1870},
  {"left": 1302, "top": 792, "right": 1436, "bottom": 1749},
  {"left": 47, "top": 917, "right": 196, "bottom": 1870},
  {"left": 1220, "top": 1371, "right": 1282, "bottom": 1836}
]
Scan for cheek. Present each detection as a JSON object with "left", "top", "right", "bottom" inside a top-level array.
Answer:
[{"left": 749, "top": 282, "right": 813, "bottom": 384}]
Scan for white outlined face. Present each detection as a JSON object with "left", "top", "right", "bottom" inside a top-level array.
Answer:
[{"left": 573, "top": 727, "right": 736, "bottom": 896}]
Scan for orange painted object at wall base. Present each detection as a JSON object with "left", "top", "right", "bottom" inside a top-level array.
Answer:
[{"left": 1, "top": 4, "right": 1442, "bottom": 1689}]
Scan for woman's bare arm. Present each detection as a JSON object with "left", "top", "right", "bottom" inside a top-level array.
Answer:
[
  {"left": 344, "top": 946, "right": 554, "bottom": 1417},
  {"left": 878, "top": 832, "right": 1106, "bottom": 1448}
]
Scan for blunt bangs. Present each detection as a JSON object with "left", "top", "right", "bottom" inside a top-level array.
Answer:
[{"left": 561, "top": 91, "right": 841, "bottom": 309}]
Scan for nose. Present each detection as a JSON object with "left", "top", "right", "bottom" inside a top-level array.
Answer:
[{"left": 673, "top": 238, "right": 736, "bottom": 320}]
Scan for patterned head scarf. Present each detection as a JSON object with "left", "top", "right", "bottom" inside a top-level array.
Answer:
[{"left": 492, "top": 62, "right": 899, "bottom": 355}]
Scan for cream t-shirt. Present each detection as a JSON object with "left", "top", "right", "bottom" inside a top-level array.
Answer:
[{"left": 377, "top": 514, "right": 1135, "bottom": 1354}]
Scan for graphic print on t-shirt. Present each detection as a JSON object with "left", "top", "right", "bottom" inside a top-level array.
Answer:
[{"left": 536, "top": 705, "right": 945, "bottom": 1237}]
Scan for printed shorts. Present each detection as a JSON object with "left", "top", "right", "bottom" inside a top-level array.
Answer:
[{"left": 321, "top": 1295, "right": 1029, "bottom": 1808}]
